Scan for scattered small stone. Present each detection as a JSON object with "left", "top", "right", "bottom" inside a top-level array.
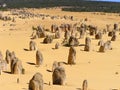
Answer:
[
  {"left": 22, "top": 68, "right": 25, "bottom": 74},
  {"left": 88, "top": 61, "right": 91, "bottom": 64},
  {"left": 115, "top": 72, "right": 119, "bottom": 75},
  {"left": 17, "top": 78, "right": 19, "bottom": 83},
  {"left": 82, "top": 80, "right": 88, "bottom": 90},
  {"left": 0, "top": 69, "right": 2, "bottom": 75},
  {"left": 49, "top": 81, "right": 51, "bottom": 85},
  {"left": 111, "top": 89, "right": 118, "bottom": 90}
]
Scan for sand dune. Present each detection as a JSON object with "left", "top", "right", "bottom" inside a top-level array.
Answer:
[{"left": 0, "top": 8, "right": 120, "bottom": 90}]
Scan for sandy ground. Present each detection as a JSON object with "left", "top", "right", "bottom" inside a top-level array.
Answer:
[{"left": 0, "top": 8, "right": 120, "bottom": 90}]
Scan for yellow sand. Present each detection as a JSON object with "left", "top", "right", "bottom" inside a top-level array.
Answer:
[{"left": 0, "top": 8, "right": 120, "bottom": 90}]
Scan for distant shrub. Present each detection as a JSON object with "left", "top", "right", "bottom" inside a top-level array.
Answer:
[{"left": 0, "top": 0, "right": 120, "bottom": 13}]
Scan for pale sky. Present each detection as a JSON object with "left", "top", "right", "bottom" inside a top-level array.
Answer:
[
  {"left": 90, "top": 0, "right": 120, "bottom": 2},
  {"left": 100, "top": 0, "right": 120, "bottom": 2}
]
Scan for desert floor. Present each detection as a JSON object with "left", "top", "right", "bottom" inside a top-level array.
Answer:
[{"left": 0, "top": 8, "right": 120, "bottom": 90}]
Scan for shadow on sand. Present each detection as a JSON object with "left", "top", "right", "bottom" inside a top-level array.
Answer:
[
  {"left": 3, "top": 71, "right": 11, "bottom": 74},
  {"left": 23, "top": 48, "right": 30, "bottom": 51},
  {"left": 26, "top": 62, "right": 36, "bottom": 65}
]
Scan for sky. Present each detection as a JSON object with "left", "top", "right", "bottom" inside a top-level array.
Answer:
[{"left": 90, "top": 0, "right": 120, "bottom": 2}]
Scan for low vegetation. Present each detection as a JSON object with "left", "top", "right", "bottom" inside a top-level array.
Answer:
[{"left": 0, "top": 0, "right": 120, "bottom": 13}]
